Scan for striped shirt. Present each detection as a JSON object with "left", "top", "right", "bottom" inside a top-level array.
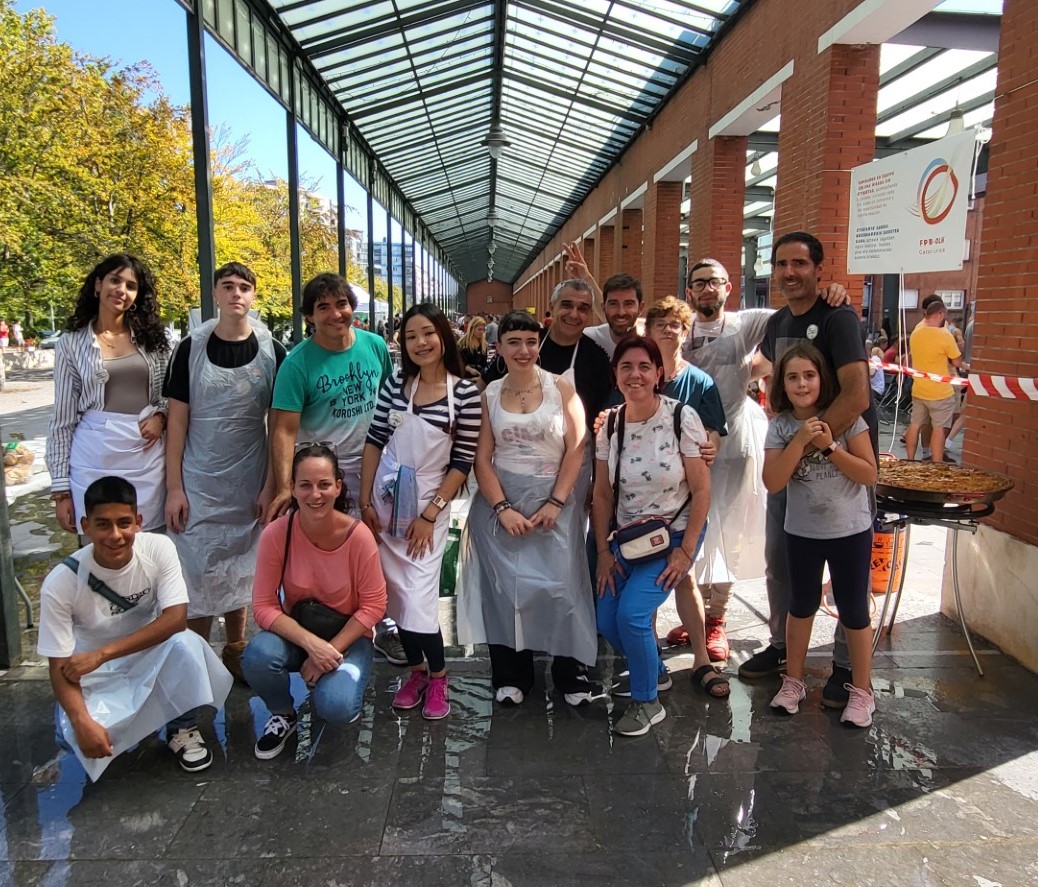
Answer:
[
  {"left": 365, "top": 371, "right": 482, "bottom": 474},
  {"left": 46, "top": 326, "right": 170, "bottom": 491}
]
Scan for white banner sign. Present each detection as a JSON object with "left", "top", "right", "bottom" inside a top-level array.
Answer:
[{"left": 848, "top": 129, "right": 976, "bottom": 274}]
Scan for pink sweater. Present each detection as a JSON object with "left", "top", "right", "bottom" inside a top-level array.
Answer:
[{"left": 253, "top": 514, "right": 387, "bottom": 635}]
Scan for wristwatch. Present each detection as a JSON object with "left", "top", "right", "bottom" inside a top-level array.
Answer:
[
  {"left": 819, "top": 441, "right": 841, "bottom": 458},
  {"left": 430, "top": 494, "right": 448, "bottom": 511}
]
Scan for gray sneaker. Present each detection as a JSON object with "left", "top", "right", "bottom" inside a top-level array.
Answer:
[
  {"left": 613, "top": 700, "right": 666, "bottom": 736},
  {"left": 373, "top": 630, "right": 408, "bottom": 666}
]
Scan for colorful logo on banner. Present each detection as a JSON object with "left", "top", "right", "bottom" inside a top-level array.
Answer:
[{"left": 913, "top": 158, "right": 959, "bottom": 225}]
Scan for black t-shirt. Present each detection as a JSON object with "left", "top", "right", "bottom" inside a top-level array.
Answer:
[
  {"left": 761, "top": 299, "right": 877, "bottom": 454},
  {"left": 163, "top": 332, "right": 287, "bottom": 403},
  {"left": 484, "top": 330, "right": 613, "bottom": 430}
]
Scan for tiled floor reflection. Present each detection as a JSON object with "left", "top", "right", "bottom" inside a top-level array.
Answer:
[{"left": 2, "top": 578, "right": 1037, "bottom": 886}]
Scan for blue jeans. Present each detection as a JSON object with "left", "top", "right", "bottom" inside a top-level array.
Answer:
[
  {"left": 242, "top": 630, "right": 373, "bottom": 725},
  {"left": 598, "top": 531, "right": 690, "bottom": 704}
]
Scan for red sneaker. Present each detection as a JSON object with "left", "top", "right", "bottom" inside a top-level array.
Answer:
[
  {"left": 705, "top": 617, "right": 729, "bottom": 663},
  {"left": 665, "top": 625, "right": 690, "bottom": 646}
]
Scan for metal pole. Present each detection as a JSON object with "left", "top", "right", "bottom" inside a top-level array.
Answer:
[
  {"left": 400, "top": 229, "right": 409, "bottom": 313},
  {"left": 386, "top": 207, "right": 394, "bottom": 327},
  {"left": 186, "top": 5, "right": 215, "bottom": 320},
  {"left": 411, "top": 231, "right": 418, "bottom": 304},
  {"left": 336, "top": 149, "right": 347, "bottom": 277},
  {"left": 286, "top": 77, "right": 303, "bottom": 344},
  {"left": 366, "top": 172, "right": 376, "bottom": 332}
]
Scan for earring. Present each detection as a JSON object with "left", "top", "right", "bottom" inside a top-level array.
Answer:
[{"left": 129, "top": 302, "right": 138, "bottom": 312}]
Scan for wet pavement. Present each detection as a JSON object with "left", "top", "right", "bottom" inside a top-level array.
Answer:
[
  {"left": 2, "top": 549, "right": 1037, "bottom": 886},
  {"left": 2, "top": 372, "right": 1036, "bottom": 885}
]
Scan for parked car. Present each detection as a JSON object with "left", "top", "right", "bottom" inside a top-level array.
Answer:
[{"left": 40, "top": 331, "right": 62, "bottom": 349}]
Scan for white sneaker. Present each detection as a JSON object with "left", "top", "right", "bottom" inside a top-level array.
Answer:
[
  {"left": 562, "top": 675, "right": 599, "bottom": 707},
  {"left": 168, "top": 727, "right": 214, "bottom": 772},
  {"left": 495, "top": 686, "right": 525, "bottom": 706},
  {"left": 840, "top": 684, "right": 876, "bottom": 728},
  {"left": 769, "top": 675, "right": 807, "bottom": 715}
]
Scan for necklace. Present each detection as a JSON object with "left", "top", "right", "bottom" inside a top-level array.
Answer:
[
  {"left": 503, "top": 378, "right": 540, "bottom": 408},
  {"left": 665, "top": 358, "right": 688, "bottom": 384}
]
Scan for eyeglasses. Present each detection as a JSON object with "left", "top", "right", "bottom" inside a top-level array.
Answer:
[
  {"left": 689, "top": 277, "right": 729, "bottom": 292},
  {"left": 650, "top": 320, "right": 685, "bottom": 332}
]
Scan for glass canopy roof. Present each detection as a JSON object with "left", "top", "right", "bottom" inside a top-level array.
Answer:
[{"left": 268, "top": 0, "right": 744, "bottom": 282}]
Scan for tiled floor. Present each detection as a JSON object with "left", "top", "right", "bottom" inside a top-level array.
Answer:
[{"left": 2, "top": 523, "right": 1037, "bottom": 886}]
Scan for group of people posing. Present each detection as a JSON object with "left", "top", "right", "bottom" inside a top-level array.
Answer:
[{"left": 39, "top": 228, "right": 881, "bottom": 780}]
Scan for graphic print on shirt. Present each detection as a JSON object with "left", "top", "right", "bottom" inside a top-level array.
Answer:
[
  {"left": 318, "top": 360, "right": 383, "bottom": 420},
  {"left": 104, "top": 584, "right": 152, "bottom": 616}
]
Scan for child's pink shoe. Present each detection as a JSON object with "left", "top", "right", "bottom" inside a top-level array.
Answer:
[
  {"left": 422, "top": 675, "right": 451, "bottom": 720},
  {"left": 393, "top": 671, "right": 429, "bottom": 710}
]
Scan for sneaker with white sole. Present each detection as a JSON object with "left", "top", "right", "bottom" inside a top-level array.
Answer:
[
  {"left": 840, "top": 684, "right": 876, "bottom": 728},
  {"left": 168, "top": 727, "right": 214, "bottom": 772},
  {"left": 422, "top": 675, "right": 451, "bottom": 720},
  {"left": 769, "top": 674, "right": 807, "bottom": 715},
  {"left": 255, "top": 712, "right": 297, "bottom": 760},
  {"left": 611, "top": 667, "right": 672, "bottom": 698},
  {"left": 495, "top": 686, "right": 525, "bottom": 706},
  {"left": 393, "top": 671, "right": 429, "bottom": 710},
  {"left": 561, "top": 674, "right": 599, "bottom": 707},
  {"left": 613, "top": 700, "right": 666, "bottom": 736},
  {"left": 372, "top": 631, "right": 408, "bottom": 666}
]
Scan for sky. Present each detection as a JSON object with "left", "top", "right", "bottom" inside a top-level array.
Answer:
[{"left": 18, "top": 0, "right": 390, "bottom": 241}]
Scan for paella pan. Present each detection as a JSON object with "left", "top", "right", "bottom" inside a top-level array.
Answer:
[{"left": 877, "top": 459, "right": 1014, "bottom": 506}]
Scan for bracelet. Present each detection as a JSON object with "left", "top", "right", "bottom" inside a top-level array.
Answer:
[
  {"left": 419, "top": 513, "right": 436, "bottom": 524},
  {"left": 360, "top": 503, "right": 373, "bottom": 511},
  {"left": 50, "top": 491, "right": 71, "bottom": 502},
  {"left": 547, "top": 496, "right": 566, "bottom": 509},
  {"left": 494, "top": 500, "right": 513, "bottom": 515}
]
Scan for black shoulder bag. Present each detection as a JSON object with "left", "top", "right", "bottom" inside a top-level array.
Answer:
[
  {"left": 61, "top": 556, "right": 137, "bottom": 611},
  {"left": 279, "top": 510, "right": 356, "bottom": 641},
  {"left": 607, "top": 401, "right": 691, "bottom": 564}
]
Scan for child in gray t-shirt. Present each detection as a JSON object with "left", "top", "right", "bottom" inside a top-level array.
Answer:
[{"left": 761, "top": 343, "right": 878, "bottom": 729}]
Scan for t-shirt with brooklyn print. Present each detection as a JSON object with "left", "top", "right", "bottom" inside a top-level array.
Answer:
[{"left": 272, "top": 330, "right": 392, "bottom": 466}]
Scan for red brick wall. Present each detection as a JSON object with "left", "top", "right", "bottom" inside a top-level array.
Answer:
[
  {"left": 466, "top": 280, "right": 514, "bottom": 315},
  {"left": 771, "top": 44, "right": 879, "bottom": 309},
  {"left": 596, "top": 225, "right": 616, "bottom": 281},
  {"left": 963, "top": 0, "right": 1038, "bottom": 546},
  {"left": 690, "top": 136, "right": 746, "bottom": 302},
  {"left": 642, "top": 181, "right": 683, "bottom": 303},
  {"left": 620, "top": 209, "right": 643, "bottom": 281}
]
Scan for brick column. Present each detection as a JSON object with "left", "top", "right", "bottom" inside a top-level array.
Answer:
[
  {"left": 596, "top": 225, "right": 615, "bottom": 280},
  {"left": 689, "top": 136, "right": 746, "bottom": 302},
  {"left": 964, "top": 0, "right": 1038, "bottom": 545},
  {"left": 772, "top": 44, "right": 880, "bottom": 308},
  {"left": 581, "top": 237, "right": 596, "bottom": 281},
  {"left": 642, "top": 180, "right": 684, "bottom": 303},
  {"left": 613, "top": 219, "right": 624, "bottom": 279},
  {"left": 620, "top": 208, "right": 643, "bottom": 280}
]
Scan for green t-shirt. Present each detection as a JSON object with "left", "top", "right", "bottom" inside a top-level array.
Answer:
[{"left": 272, "top": 331, "right": 392, "bottom": 470}]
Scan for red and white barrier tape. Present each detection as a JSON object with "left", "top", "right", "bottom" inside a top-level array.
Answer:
[{"left": 878, "top": 361, "right": 1038, "bottom": 400}]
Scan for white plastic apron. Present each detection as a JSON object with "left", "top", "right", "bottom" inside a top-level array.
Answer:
[
  {"left": 540, "top": 334, "right": 580, "bottom": 387},
  {"left": 372, "top": 376, "right": 456, "bottom": 633},
  {"left": 70, "top": 410, "right": 166, "bottom": 531},
  {"left": 58, "top": 630, "right": 232, "bottom": 782},
  {"left": 687, "top": 323, "right": 767, "bottom": 583},
  {"left": 456, "top": 372, "right": 596, "bottom": 664},
  {"left": 172, "top": 318, "right": 276, "bottom": 618}
]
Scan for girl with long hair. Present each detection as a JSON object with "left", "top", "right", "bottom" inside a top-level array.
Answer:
[{"left": 47, "top": 254, "right": 171, "bottom": 534}]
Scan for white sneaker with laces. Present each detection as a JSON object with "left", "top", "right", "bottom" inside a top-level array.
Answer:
[
  {"left": 168, "top": 727, "right": 214, "bottom": 772},
  {"left": 495, "top": 686, "right": 525, "bottom": 706},
  {"left": 769, "top": 674, "right": 807, "bottom": 715},
  {"left": 840, "top": 684, "right": 876, "bottom": 728}
]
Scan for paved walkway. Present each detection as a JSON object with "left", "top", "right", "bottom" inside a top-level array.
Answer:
[{"left": 1, "top": 369, "right": 1035, "bottom": 885}]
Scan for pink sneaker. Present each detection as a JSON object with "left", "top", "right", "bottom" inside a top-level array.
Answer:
[
  {"left": 769, "top": 674, "right": 807, "bottom": 715},
  {"left": 705, "top": 617, "right": 729, "bottom": 662},
  {"left": 840, "top": 684, "right": 876, "bottom": 728},
  {"left": 392, "top": 671, "right": 429, "bottom": 710},
  {"left": 422, "top": 675, "right": 451, "bottom": 720}
]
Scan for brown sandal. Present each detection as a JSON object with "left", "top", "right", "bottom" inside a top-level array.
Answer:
[{"left": 692, "top": 665, "right": 730, "bottom": 698}]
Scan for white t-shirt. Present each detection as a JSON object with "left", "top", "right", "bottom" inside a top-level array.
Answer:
[
  {"left": 37, "top": 534, "right": 189, "bottom": 658},
  {"left": 583, "top": 320, "right": 646, "bottom": 360},
  {"left": 595, "top": 396, "right": 705, "bottom": 532}
]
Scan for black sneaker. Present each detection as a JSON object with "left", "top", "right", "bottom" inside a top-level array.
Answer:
[
  {"left": 738, "top": 645, "right": 787, "bottom": 679},
  {"left": 255, "top": 712, "right": 297, "bottom": 760},
  {"left": 168, "top": 727, "right": 214, "bottom": 773},
  {"left": 822, "top": 665, "right": 852, "bottom": 708}
]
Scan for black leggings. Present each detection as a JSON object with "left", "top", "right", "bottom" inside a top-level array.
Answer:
[
  {"left": 488, "top": 645, "right": 587, "bottom": 694},
  {"left": 785, "top": 529, "right": 873, "bottom": 630},
  {"left": 398, "top": 627, "right": 446, "bottom": 673}
]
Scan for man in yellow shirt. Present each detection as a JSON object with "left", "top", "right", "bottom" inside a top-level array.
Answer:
[{"left": 906, "top": 299, "right": 964, "bottom": 463}]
